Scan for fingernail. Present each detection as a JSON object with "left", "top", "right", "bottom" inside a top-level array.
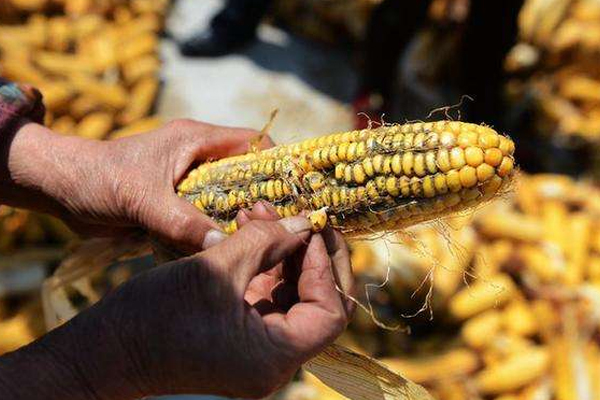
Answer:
[
  {"left": 252, "top": 201, "right": 268, "bottom": 214},
  {"left": 278, "top": 216, "right": 312, "bottom": 234},
  {"left": 236, "top": 209, "right": 250, "bottom": 223},
  {"left": 255, "top": 200, "right": 279, "bottom": 215},
  {"left": 202, "top": 229, "right": 228, "bottom": 249}
]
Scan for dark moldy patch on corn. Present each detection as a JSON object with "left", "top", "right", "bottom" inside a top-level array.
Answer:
[{"left": 177, "top": 121, "right": 516, "bottom": 235}]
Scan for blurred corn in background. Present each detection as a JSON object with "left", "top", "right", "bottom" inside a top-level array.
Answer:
[
  {"left": 0, "top": 0, "right": 171, "bottom": 357},
  {"left": 505, "top": 0, "right": 600, "bottom": 174},
  {"left": 4, "top": 1, "right": 600, "bottom": 400},
  {"left": 289, "top": 173, "right": 600, "bottom": 400},
  {"left": 506, "top": 0, "right": 600, "bottom": 141},
  {"left": 0, "top": 0, "right": 169, "bottom": 138},
  {"left": 0, "top": 0, "right": 172, "bottom": 251}
]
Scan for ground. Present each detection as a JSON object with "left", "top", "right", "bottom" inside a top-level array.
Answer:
[{"left": 159, "top": 0, "right": 356, "bottom": 145}]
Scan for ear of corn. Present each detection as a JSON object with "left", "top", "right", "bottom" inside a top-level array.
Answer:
[
  {"left": 381, "top": 348, "right": 480, "bottom": 384},
  {"left": 177, "top": 121, "right": 516, "bottom": 235},
  {"left": 474, "top": 346, "right": 550, "bottom": 395}
]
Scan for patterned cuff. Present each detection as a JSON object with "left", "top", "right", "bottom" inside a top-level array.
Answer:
[{"left": 0, "top": 78, "right": 46, "bottom": 135}]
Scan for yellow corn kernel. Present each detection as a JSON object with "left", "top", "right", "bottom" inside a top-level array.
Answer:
[
  {"left": 425, "top": 151, "right": 438, "bottom": 173},
  {"left": 479, "top": 132, "right": 500, "bottom": 148},
  {"left": 391, "top": 154, "right": 402, "bottom": 175},
  {"left": 446, "top": 170, "right": 462, "bottom": 192},
  {"left": 497, "top": 157, "right": 514, "bottom": 178},
  {"left": 413, "top": 153, "right": 426, "bottom": 177},
  {"left": 450, "top": 148, "right": 466, "bottom": 169},
  {"left": 485, "top": 148, "right": 503, "bottom": 167},
  {"left": 437, "top": 149, "right": 452, "bottom": 172},
  {"left": 335, "top": 163, "right": 346, "bottom": 180},
  {"left": 465, "top": 147, "right": 484, "bottom": 167},
  {"left": 309, "top": 209, "right": 328, "bottom": 232},
  {"left": 402, "top": 152, "right": 414, "bottom": 176},
  {"left": 422, "top": 176, "right": 435, "bottom": 198},
  {"left": 459, "top": 166, "right": 478, "bottom": 188},
  {"left": 353, "top": 164, "right": 366, "bottom": 184},
  {"left": 476, "top": 163, "right": 496, "bottom": 182},
  {"left": 433, "top": 173, "right": 449, "bottom": 194}
]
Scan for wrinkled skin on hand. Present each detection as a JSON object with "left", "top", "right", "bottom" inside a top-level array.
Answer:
[
  {"left": 2, "top": 119, "right": 270, "bottom": 253},
  {"left": 21, "top": 206, "right": 354, "bottom": 399}
]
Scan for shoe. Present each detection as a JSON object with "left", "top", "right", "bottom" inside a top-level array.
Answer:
[{"left": 179, "top": 28, "right": 255, "bottom": 57}]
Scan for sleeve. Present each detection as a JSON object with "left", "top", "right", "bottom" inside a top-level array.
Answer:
[{"left": 0, "top": 78, "right": 46, "bottom": 134}]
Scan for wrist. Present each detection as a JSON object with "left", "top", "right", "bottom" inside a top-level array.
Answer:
[
  {"left": 1, "top": 121, "right": 64, "bottom": 213},
  {"left": 0, "top": 121, "right": 109, "bottom": 217},
  {"left": 0, "top": 325, "right": 100, "bottom": 400},
  {"left": 0, "top": 305, "right": 145, "bottom": 400}
]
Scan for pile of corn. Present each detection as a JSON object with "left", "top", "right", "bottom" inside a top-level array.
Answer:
[
  {"left": 291, "top": 173, "right": 600, "bottom": 400},
  {"left": 0, "top": 0, "right": 169, "bottom": 139},
  {"left": 0, "top": 208, "right": 72, "bottom": 254},
  {"left": 0, "top": 0, "right": 171, "bottom": 254},
  {"left": 506, "top": 0, "right": 600, "bottom": 141},
  {"left": 0, "top": 0, "right": 170, "bottom": 19}
]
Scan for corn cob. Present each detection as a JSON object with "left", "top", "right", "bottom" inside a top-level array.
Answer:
[
  {"left": 178, "top": 121, "right": 516, "bottom": 235},
  {"left": 461, "top": 310, "right": 502, "bottom": 349},
  {"left": 381, "top": 348, "right": 480, "bottom": 384},
  {"left": 449, "top": 274, "right": 516, "bottom": 319},
  {"left": 475, "top": 346, "right": 550, "bottom": 395}
]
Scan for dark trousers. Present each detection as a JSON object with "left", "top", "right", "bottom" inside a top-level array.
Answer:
[
  {"left": 211, "top": 0, "right": 273, "bottom": 36},
  {"left": 458, "top": 0, "right": 523, "bottom": 127},
  {"left": 362, "top": 0, "right": 523, "bottom": 127},
  {"left": 362, "top": 0, "right": 432, "bottom": 100}
]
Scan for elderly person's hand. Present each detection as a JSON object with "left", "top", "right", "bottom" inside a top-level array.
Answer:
[
  {"left": 1, "top": 119, "right": 269, "bottom": 252},
  {"left": 0, "top": 205, "right": 354, "bottom": 400}
]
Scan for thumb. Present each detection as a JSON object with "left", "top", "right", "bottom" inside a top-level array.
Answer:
[
  {"left": 201, "top": 217, "right": 312, "bottom": 295},
  {"left": 167, "top": 119, "right": 273, "bottom": 180}
]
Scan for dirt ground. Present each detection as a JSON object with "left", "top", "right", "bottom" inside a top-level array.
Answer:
[{"left": 159, "top": 0, "right": 356, "bottom": 146}]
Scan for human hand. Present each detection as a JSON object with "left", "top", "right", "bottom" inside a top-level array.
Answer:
[
  {"left": 1, "top": 119, "right": 270, "bottom": 252},
  {"left": 17, "top": 209, "right": 353, "bottom": 400}
]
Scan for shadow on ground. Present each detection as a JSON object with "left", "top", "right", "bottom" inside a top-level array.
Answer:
[{"left": 233, "top": 32, "right": 358, "bottom": 104}]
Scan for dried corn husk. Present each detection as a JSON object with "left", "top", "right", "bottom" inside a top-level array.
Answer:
[{"left": 305, "top": 345, "right": 435, "bottom": 400}]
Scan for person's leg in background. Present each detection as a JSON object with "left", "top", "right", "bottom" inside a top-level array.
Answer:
[
  {"left": 354, "top": 0, "right": 432, "bottom": 127},
  {"left": 180, "top": 0, "right": 273, "bottom": 57},
  {"left": 458, "top": 0, "right": 524, "bottom": 129}
]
